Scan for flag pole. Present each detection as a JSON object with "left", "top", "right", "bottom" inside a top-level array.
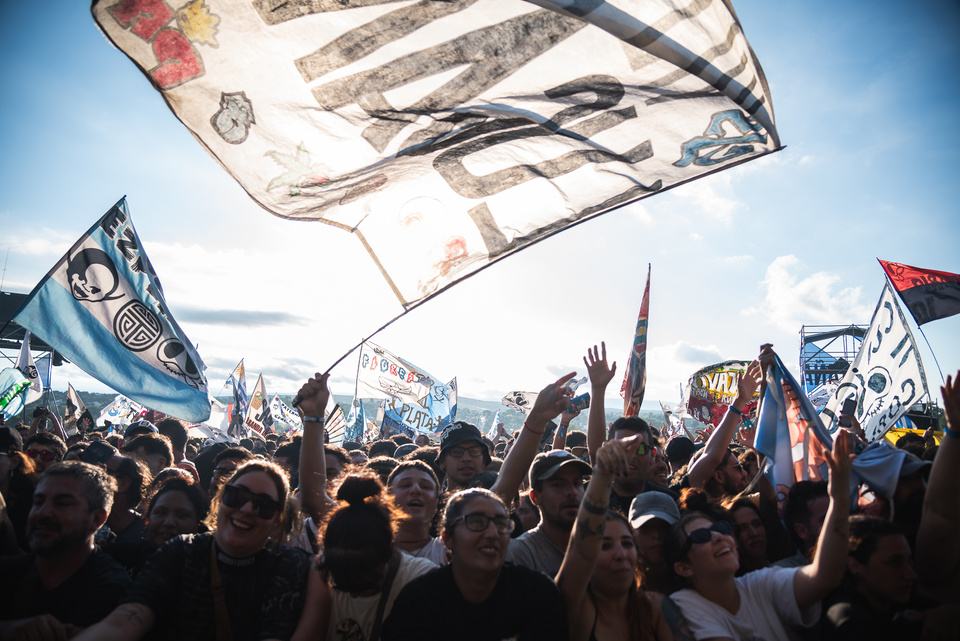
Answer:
[{"left": 916, "top": 325, "right": 945, "bottom": 384}]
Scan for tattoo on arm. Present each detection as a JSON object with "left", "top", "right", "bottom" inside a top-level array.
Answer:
[
  {"left": 118, "top": 605, "right": 145, "bottom": 627},
  {"left": 582, "top": 495, "right": 608, "bottom": 516},
  {"left": 577, "top": 517, "right": 605, "bottom": 541}
]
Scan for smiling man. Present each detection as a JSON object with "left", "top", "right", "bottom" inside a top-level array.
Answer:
[
  {"left": 507, "top": 450, "right": 592, "bottom": 577},
  {"left": 0, "top": 462, "right": 131, "bottom": 639},
  {"left": 437, "top": 422, "right": 490, "bottom": 493}
]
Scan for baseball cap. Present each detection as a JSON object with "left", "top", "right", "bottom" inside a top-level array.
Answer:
[
  {"left": 124, "top": 419, "right": 158, "bottom": 438},
  {"left": 0, "top": 426, "right": 23, "bottom": 454},
  {"left": 439, "top": 421, "right": 491, "bottom": 466},
  {"left": 528, "top": 449, "right": 592, "bottom": 486},
  {"left": 629, "top": 492, "right": 681, "bottom": 530}
]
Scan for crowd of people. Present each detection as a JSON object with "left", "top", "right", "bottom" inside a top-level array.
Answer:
[{"left": 0, "top": 342, "right": 957, "bottom": 640}]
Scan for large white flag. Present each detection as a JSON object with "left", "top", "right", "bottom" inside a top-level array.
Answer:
[
  {"left": 820, "top": 284, "right": 929, "bottom": 442},
  {"left": 92, "top": 0, "right": 779, "bottom": 309},
  {"left": 355, "top": 342, "right": 437, "bottom": 404},
  {"left": 269, "top": 394, "right": 303, "bottom": 434},
  {"left": 98, "top": 395, "right": 145, "bottom": 428},
  {"left": 16, "top": 331, "right": 43, "bottom": 405}
]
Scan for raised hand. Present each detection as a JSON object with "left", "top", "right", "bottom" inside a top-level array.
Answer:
[
  {"left": 594, "top": 434, "right": 642, "bottom": 477},
  {"left": 296, "top": 373, "right": 331, "bottom": 420},
  {"left": 529, "top": 372, "right": 577, "bottom": 424},
  {"left": 584, "top": 343, "right": 617, "bottom": 390},
  {"left": 737, "top": 360, "right": 762, "bottom": 401}
]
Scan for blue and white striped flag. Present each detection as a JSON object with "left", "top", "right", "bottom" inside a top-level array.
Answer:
[
  {"left": 345, "top": 398, "right": 365, "bottom": 443},
  {"left": 13, "top": 198, "right": 210, "bottom": 421}
]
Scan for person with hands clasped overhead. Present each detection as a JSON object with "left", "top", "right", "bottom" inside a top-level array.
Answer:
[
  {"left": 557, "top": 434, "right": 693, "bottom": 641},
  {"left": 665, "top": 430, "right": 856, "bottom": 640}
]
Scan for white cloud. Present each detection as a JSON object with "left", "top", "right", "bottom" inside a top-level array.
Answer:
[
  {"left": 645, "top": 340, "right": 725, "bottom": 402},
  {"left": 689, "top": 233, "right": 703, "bottom": 241},
  {"left": 743, "top": 255, "right": 872, "bottom": 332},
  {"left": 799, "top": 155, "right": 817, "bottom": 166},
  {"left": 723, "top": 255, "right": 753, "bottom": 264},
  {"left": 671, "top": 172, "right": 743, "bottom": 223}
]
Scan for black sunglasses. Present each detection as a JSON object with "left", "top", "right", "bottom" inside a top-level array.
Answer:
[
  {"left": 221, "top": 484, "right": 282, "bottom": 520},
  {"left": 683, "top": 520, "right": 733, "bottom": 553}
]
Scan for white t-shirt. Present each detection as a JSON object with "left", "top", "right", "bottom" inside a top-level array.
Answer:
[
  {"left": 670, "top": 566, "right": 820, "bottom": 641},
  {"left": 328, "top": 554, "right": 437, "bottom": 641},
  {"left": 400, "top": 537, "right": 447, "bottom": 566}
]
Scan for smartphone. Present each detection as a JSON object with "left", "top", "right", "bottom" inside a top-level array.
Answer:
[{"left": 838, "top": 397, "right": 857, "bottom": 427}]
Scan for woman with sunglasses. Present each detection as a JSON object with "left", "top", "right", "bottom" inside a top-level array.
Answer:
[
  {"left": 73, "top": 460, "right": 312, "bottom": 641},
  {"left": 664, "top": 432, "right": 854, "bottom": 640},
  {"left": 557, "top": 435, "right": 687, "bottom": 641},
  {"left": 382, "top": 487, "right": 568, "bottom": 641}
]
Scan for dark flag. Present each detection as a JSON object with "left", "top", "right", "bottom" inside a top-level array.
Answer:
[{"left": 879, "top": 259, "right": 960, "bottom": 325}]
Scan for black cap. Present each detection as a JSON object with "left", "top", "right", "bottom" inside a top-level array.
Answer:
[
  {"left": 439, "top": 421, "right": 490, "bottom": 466},
  {"left": 0, "top": 426, "right": 23, "bottom": 454},
  {"left": 528, "top": 449, "right": 592, "bottom": 486}
]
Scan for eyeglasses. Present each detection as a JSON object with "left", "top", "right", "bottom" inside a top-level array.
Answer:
[
  {"left": 635, "top": 443, "right": 657, "bottom": 457},
  {"left": 26, "top": 449, "right": 58, "bottom": 463},
  {"left": 221, "top": 484, "right": 282, "bottom": 520},
  {"left": 455, "top": 512, "right": 514, "bottom": 534},
  {"left": 683, "top": 520, "right": 733, "bottom": 553},
  {"left": 447, "top": 445, "right": 484, "bottom": 459}
]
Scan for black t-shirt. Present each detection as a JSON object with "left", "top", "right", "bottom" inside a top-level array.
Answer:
[
  {"left": 122, "top": 532, "right": 311, "bottom": 641},
  {"left": 0, "top": 549, "right": 132, "bottom": 627},
  {"left": 382, "top": 563, "right": 569, "bottom": 641}
]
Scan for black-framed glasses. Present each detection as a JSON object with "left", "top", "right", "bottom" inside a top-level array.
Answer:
[
  {"left": 455, "top": 512, "right": 514, "bottom": 534},
  {"left": 221, "top": 484, "right": 282, "bottom": 520},
  {"left": 26, "top": 449, "right": 58, "bottom": 463},
  {"left": 635, "top": 443, "right": 657, "bottom": 457},
  {"left": 683, "top": 520, "right": 733, "bottom": 553},
  {"left": 447, "top": 445, "right": 484, "bottom": 459}
]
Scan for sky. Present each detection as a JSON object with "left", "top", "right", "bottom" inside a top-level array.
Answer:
[{"left": 1, "top": 0, "right": 958, "bottom": 413}]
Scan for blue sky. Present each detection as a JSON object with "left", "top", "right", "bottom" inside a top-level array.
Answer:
[{"left": 1, "top": 0, "right": 958, "bottom": 411}]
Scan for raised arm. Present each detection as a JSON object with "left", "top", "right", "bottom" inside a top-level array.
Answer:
[
  {"left": 556, "top": 436, "right": 637, "bottom": 625},
  {"left": 794, "top": 429, "right": 853, "bottom": 609},
  {"left": 687, "top": 360, "right": 760, "bottom": 489},
  {"left": 916, "top": 372, "right": 960, "bottom": 598},
  {"left": 71, "top": 603, "right": 156, "bottom": 641},
  {"left": 491, "top": 372, "right": 575, "bottom": 505},
  {"left": 553, "top": 405, "right": 581, "bottom": 451},
  {"left": 584, "top": 343, "right": 616, "bottom": 464},
  {"left": 296, "top": 373, "right": 332, "bottom": 523}
]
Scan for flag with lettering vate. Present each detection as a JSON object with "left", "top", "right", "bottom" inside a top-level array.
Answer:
[
  {"left": 683, "top": 360, "right": 759, "bottom": 429},
  {"left": 92, "top": 0, "right": 780, "bottom": 309},
  {"left": 13, "top": 198, "right": 210, "bottom": 421}
]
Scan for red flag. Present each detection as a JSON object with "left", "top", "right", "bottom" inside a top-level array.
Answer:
[
  {"left": 879, "top": 260, "right": 960, "bottom": 325},
  {"left": 621, "top": 265, "right": 650, "bottom": 416}
]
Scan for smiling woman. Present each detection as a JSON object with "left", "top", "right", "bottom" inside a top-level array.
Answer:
[
  {"left": 70, "top": 460, "right": 312, "bottom": 641},
  {"left": 381, "top": 488, "right": 569, "bottom": 641}
]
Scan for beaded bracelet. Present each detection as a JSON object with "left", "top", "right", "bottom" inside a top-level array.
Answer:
[{"left": 302, "top": 416, "right": 325, "bottom": 425}]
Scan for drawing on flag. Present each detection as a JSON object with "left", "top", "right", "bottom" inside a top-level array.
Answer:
[
  {"left": 98, "top": 395, "right": 145, "bottom": 428},
  {"left": 13, "top": 198, "right": 210, "bottom": 421},
  {"left": 0, "top": 369, "right": 31, "bottom": 420},
  {"left": 502, "top": 390, "right": 539, "bottom": 415},
  {"left": 92, "top": 0, "right": 779, "bottom": 309},
  {"left": 659, "top": 400, "right": 687, "bottom": 441},
  {"left": 16, "top": 331, "right": 43, "bottom": 405},
  {"left": 819, "top": 283, "right": 929, "bottom": 442},
  {"left": 345, "top": 398, "right": 366, "bottom": 443},
  {"left": 356, "top": 342, "right": 437, "bottom": 404},
  {"left": 683, "top": 360, "right": 758, "bottom": 428},
  {"left": 63, "top": 383, "right": 88, "bottom": 436},
  {"left": 244, "top": 375, "right": 273, "bottom": 440},
  {"left": 270, "top": 394, "right": 303, "bottom": 434},
  {"left": 621, "top": 264, "right": 650, "bottom": 416},
  {"left": 878, "top": 259, "right": 960, "bottom": 326}
]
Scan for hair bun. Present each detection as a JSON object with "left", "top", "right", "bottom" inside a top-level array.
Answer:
[{"left": 335, "top": 473, "right": 384, "bottom": 507}]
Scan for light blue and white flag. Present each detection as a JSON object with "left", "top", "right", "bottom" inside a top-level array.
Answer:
[
  {"left": 356, "top": 341, "right": 437, "bottom": 404},
  {"left": 486, "top": 410, "right": 501, "bottom": 440},
  {"left": 345, "top": 398, "right": 366, "bottom": 443},
  {"left": 13, "top": 199, "right": 210, "bottom": 421},
  {"left": 97, "top": 394, "right": 145, "bottom": 428},
  {"left": 0, "top": 368, "right": 31, "bottom": 420},
  {"left": 227, "top": 359, "right": 248, "bottom": 416}
]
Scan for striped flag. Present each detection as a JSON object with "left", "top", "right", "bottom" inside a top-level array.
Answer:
[
  {"left": 16, "top": 331, "right": 43, "bottom": 405},
  {"left": 621, "top": 264, "right": 650, "bottom": 416},
  {"left": 879, "top": 259, "right": 960, "bottom": 325},
  {"left": 13, "top": 198, "right": 209, "bottom": 421}
]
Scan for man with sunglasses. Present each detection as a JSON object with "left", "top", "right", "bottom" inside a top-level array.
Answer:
[{"left": 23, "top": 433, "right": 66, "bottom": 472}]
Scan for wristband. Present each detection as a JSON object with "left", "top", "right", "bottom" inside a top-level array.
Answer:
[
  {"left": 728, "top": 405, "right": 743, "bottom": 416},
  {"left": 302, "top": 416, "right": 326, "bottom": 425},
  {"left": 945, "top": 426, "right": 960, "bottom": 439},
  {"left": 524, "top": 426, "right": 545, "bottom": 436}
]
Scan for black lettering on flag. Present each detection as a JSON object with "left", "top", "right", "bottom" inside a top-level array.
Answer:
[
  {"left": 307, "top": 9, "right": 586, "bottom": 152},
  {"left": 116, "top": 227, "right": 139, "bottom": 262},
  {"left": 254, "top": 0, "right": 407, "bottom": 25},
  {"left": 100, "top": 205, "right": 127, "bottom": 240}
]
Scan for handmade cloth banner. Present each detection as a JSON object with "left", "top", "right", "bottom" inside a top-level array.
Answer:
[
  {"left": 421, "top": 378, "right": 458, "bottom": 431},
  {"left": 502, "top": 390, "right": 539, "bottom": 415},
  {"left": 0, "top": 369, "right": 31, "bottom": 421},
  {"left": 879, "top": 259, "right": 960, "bottom": 326},
  {"left": 270, "top": 394, "right": 303, "bottom": 433},
  {"left": 356, "top": 342, "right": 437, "bottom": 404},
  {"left": 659, "top": 400, "right": 688, "bottom": 441},
  {"left": 16, "top": 331, "right": 43, "bottom": 405},
  {"left": 13, "top": 198, "right": 210, "bottom": 421},
  {"left": 755, "top": 354, "right": 832, "bottom": 497},
  {"left": 97, "top": 395, "right": 145, "bottom": 428},
  {"left": 243, "top": 375, "right": 272, "bottom": 440},
  {"left": 621, "top": 264, "right": 650, "bottom": 416},
  {"left": 382, "top": 379, "right": 456, "bottom": 436},
  {"left": 683, "top": 360, "right": 758, "bottom": 428},
  {"left": 820, "top": 283, "right": 929, "bottom": 442},
  {"left": 92, "top": 0, "right": 779, "bottom": 310}
]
